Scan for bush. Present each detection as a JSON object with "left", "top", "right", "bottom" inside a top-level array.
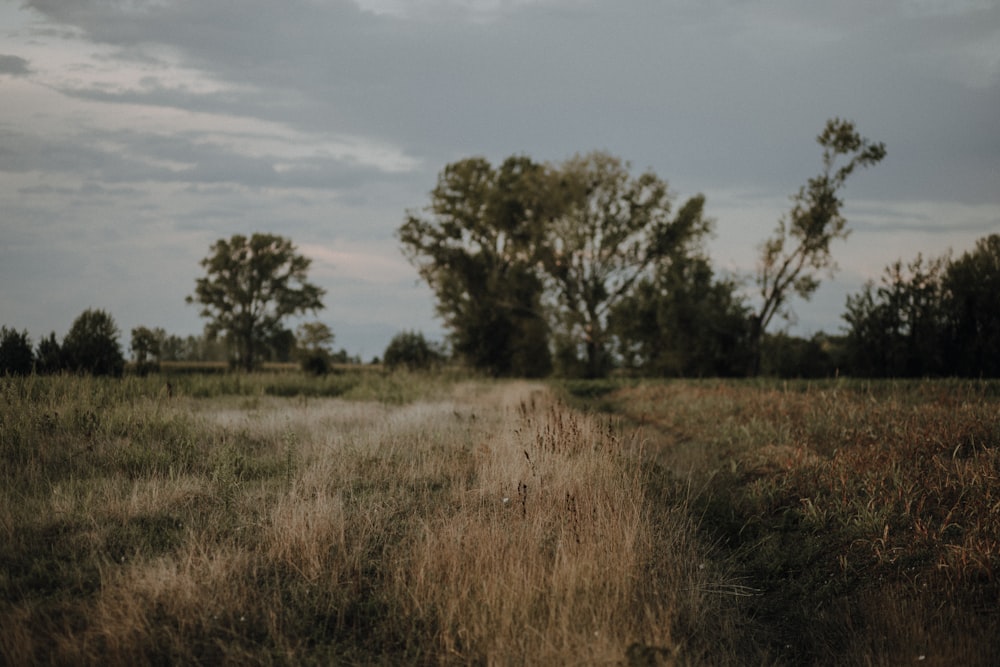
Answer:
[
  {"left": 62, "top": 309, "right": 125, "bottom": 377},
  {"left": 383, "top": 331, "right": 445, "bottom": 371},
  {"left": 0, "top": 327, "right": 34, "bottom": 375}
]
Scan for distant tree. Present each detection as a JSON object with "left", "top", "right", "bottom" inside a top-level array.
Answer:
[
  {"left": 35, "top": 332, "right": 64, "bottom": 374},
  {"left": 0, "top": 327, "right": 34, "bottom": 376},
  {"left": 750, "top": 118, "right": 886, "bottom": 374},
  {"left": 187, "top": 233, "right": 325, "bottom": 372},
  {"left": 131, "top": 326, "right": 161, "bottom": 375},
  {"left": 383, "top": 331, "right": 446, "bottom": 371},
  {"left": 843, "top": 254, "right": 948, "bottom": 377},
  {"left": 296, "top": 321, "right": 335, "bottom": 375},
  {"left": 399, "top": 156, "right": 560, "bottom": 377},
  {"left": 545, "top": 152, "right": 712, "bottom": 377},
  {"left": 942, "top": 234, "right": 1000, "bottom": 377},
  {"left": 612, "top": 253, "right": 751, "bottom": 377},
  {"left": 62, "top": 308, "right": 126, "bottom": 377}
]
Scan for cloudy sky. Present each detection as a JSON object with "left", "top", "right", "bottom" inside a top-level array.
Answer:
[{"left": 2, "top": 0, "right": 998, "bottom": 359}]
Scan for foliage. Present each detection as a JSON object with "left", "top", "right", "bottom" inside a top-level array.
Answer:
[
  {"left": 295, "top": 321, "right": 335, "bottom": 375},
  {"left": 750, "top": 118, "right": 886, "bottom": 373},
  {"left": 844, "top": 254, "right": 948, "bottom": 377},
  {"left": 942, "top": 234, "right": 1000, "bottom": 377},
  {"left": 34, "top": 332, "right": 64, "bottom": 374},
  {"left": 545, "top": 152, "right": 712, "bottom": 378},
  {"left": 61, "top": 308, "right": 126, "bottom": 377},
  {"left": 382, "top": 330, "right": 446, "bottom": 371},
  {"left": 843, "top": 234, "right": 1000, "bottom": 378},
  {"left": 399, "top": 156, "right": 557, "bottom": 377},
  {"left": 0, "top": 327, "right": 34, "bottom": 376},
  {"left": 130, "top": 326, "right": 161, "bottom": 375},
  {"left": 611, "top": 253, "right": 751, "bottom": 377},
  {"left": 187, "top": 233, "right": 325, "bottom": 372},
  {"left": 759, "top": 332, "right": 840, "bottom": 378}
]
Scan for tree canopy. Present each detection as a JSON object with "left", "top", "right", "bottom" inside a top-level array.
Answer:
[
  {"left": 62, "top": 308, "right": 126, "bottom": 377},
  {"left": 750, "top": 118, "right": 886, "bottom": 373},
  {"left": 399, "top": 156, "right": 559, "bottom": 377},
  {"left": 187, "top": 233, "right": 325, "bottom": 372}
]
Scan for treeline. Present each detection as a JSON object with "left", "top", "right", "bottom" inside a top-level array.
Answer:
[
  {"left": 0, "top": 311, "right": 362, "bottom": 377},
  {"left": 399, "top": 119, "right": 892, "bottom": 378},
  {"left": 400, "top": 120, "right": 997, "bottom": 379},
  {"left": 844, "top": 235, "right": 1000, "bottom": 377}
]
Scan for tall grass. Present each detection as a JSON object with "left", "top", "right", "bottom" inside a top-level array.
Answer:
[
  {"left": 1, "top": 373, "right": 739, "bottom": 665},
  {"left": 590, "top": 378, "right": 1000, "bottom": 666}
]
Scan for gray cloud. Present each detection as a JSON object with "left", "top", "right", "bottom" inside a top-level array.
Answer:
[
  {"left": 0, "top": 54, "right": 31, "bottom": 76},
  {"left": 4, "top": 0, "right": 999, "bottom": 352}
]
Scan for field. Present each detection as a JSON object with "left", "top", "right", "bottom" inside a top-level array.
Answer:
[{"left": 1, "top": 373, "right": 998, "bottom": 665}]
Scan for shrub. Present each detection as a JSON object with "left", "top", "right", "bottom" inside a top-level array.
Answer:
[{"left": 0, "top": 327, "right": 34, "bottom": 375}]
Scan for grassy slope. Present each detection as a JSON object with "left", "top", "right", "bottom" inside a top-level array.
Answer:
[{"left": 569, "top": 378, "right": 1000, "bottom": 666}]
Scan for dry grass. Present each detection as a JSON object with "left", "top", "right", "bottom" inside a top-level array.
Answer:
[
  {"left": 1, "top": 374, "right": 741, "bottom": 665},
  {"left": 591, "top": 379, "right": 1000, "bottom": 666}
]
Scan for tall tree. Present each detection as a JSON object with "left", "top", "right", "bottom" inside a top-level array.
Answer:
[
  {"left": 545, "top": 152, "right": 711, "bottom": 377},
  {"left": 750, "top": 118, "right": 886, "bottom": 374},
  {"left": 188, "top": 233, "right": 325, "bottom": 372},
  {"left": 62, "top": 308, "right": 126, "bottom": 377},
  {"left": 399, "top": 156, "right": 561, "bottom": 377}
]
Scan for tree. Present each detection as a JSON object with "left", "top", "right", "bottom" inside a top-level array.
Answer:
[
  {"left": 187, "top": 233, "right": 325, "bottom": 372},
  {"left": 750, "top": 118, "right": 886, "bottom": 374},
  {"left": 62, "top": 308, "right": 126, "bottom": 377},
  {"left": 0, "top": 327, "right": 34, "bottom": 376},
  {"left": 843, "top": 254, "right": 948, "bottom": 377},
  {"left": 611, "top": 253, "right": 751, "bottom": 377},
  {"left": 399, "top": 156, "right": 561, "bottom": 377},
  {"left": 942, "top": 234, "right": 1000, "bottom": 377},
  {"left": 35, "top": 332, "right": 64, "bottom": 374},
  {"left": 383, "top": 331, "right": 446, "bottom": 371},
  {"left": 545, "top": 152, "right": 711, "bottom": 377},
  {"left": 296, "top": 321, "right": 335, "bottom": 375},
  {"left": 131, "top": 326, "right": 161, "bottom": 375}
]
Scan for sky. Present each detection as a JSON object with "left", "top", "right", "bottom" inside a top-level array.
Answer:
[{"left": 2, "top": 0, "right": 998, "bottom": 360}]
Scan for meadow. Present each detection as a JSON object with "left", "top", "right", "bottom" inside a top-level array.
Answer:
[{"left": 1, "top": 372, "right": 997, "bottom": 665}]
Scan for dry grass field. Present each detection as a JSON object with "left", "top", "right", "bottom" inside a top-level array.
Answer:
[
  {"left": 4, "top": 373, "right": 997, "bottom": 665},
  {"left": 1, "top": 373, "right": 745, "bottom": 666},
  {"left": 574, "top": 378, "right": 1000, "bottom": 666}
]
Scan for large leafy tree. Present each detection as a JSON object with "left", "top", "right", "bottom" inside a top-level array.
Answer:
[
  {"left": 188, "top": 233, "right": 325, "bottom": 372},
  {"left": 399, "top": 156, "right": 562, "bottom": 377},
  {"left": 62, "top": 308, "right": 126, "bottom": 377},
  {"left": 545, "top": 152, "right": 711, "bottom": 377},
  {"left": 750, "top": 118, "right": 886, "bottom": 374}
]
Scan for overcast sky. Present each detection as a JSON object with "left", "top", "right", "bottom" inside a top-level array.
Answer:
[{"left": 2, "top": 0, "right": 998, "bottom": 359}]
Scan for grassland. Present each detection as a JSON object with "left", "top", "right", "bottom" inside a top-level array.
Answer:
[
  {"left": 2, "top": 373, "right": 997, "bottom": 665},
  {"left": 570, "top": 378, "right": 1000, "bottom": 666},
  {"left": 1, "top": 372, "right": 747, "bottom": 665}
]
